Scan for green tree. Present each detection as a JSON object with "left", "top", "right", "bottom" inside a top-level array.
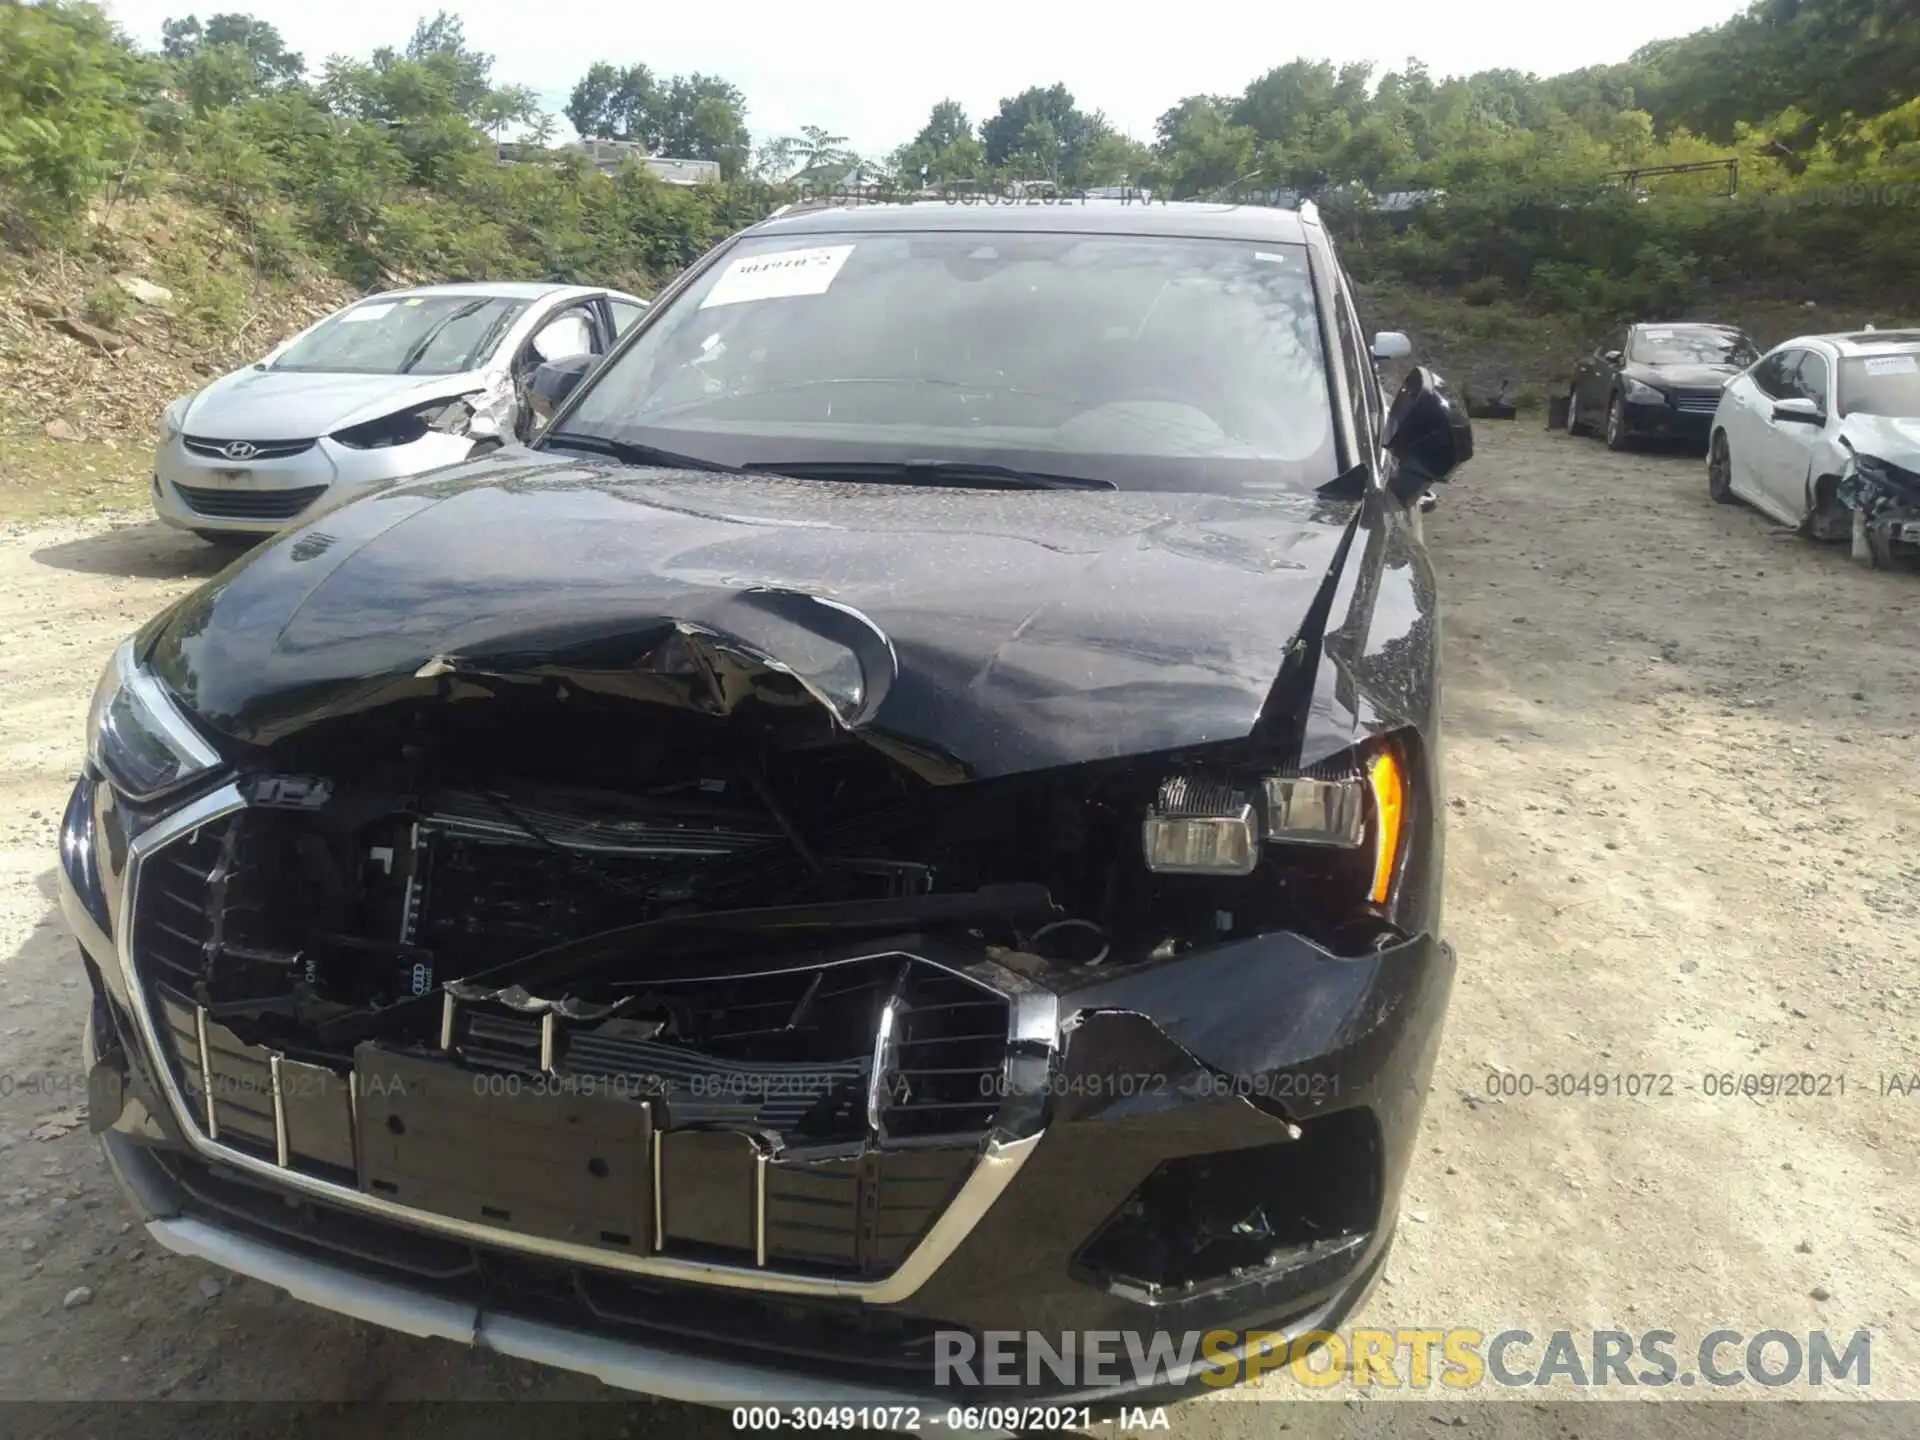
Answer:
[
  {"left": 981, "top": 84, "right": 1099, "bottom": 178},
  {"left": 0, "top": 1, "right": 159, "bottom": 241},
  {"left": 894, "top": 99, "right": 985, "bottom": 184},
  {"left": 565, "top": 61, "right": 654, "bottom": 141},
  {"left": 160, "top": 13, "right": 304, "bottom": 85}
]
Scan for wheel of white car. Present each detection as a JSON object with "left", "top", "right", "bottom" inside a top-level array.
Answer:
[{"left": 1707, "top": 432, "right": 1736, "bottom": 504}]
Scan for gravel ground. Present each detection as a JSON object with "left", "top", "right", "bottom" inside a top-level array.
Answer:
[{"left": 0, "top": 422, "right": 1914, "bottom": 1433}]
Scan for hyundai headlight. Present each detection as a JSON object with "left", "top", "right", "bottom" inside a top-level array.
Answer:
[
  {"left": 160, "top": 397, "right": 189, "bottom": 440},
  {"left": 331, "top": 392, "right": 489, "bottom": 450},
  {"left": 1622, "top": 378, "right": 1665, "bottom": 404},
  {"left": 86, "top": 639, "right": 221, "bottom": 801}
]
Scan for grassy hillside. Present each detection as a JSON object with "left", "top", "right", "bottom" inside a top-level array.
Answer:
[{"left": 0, "top": 197, "right": 355, "bottom": 525}]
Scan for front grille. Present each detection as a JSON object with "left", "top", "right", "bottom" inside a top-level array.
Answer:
[
  {"left": 183, "top": 436, "right": 316, "bottom": 461},
  {"left": 882, "top": 965, "right": 1014, "bottom": 1141},
  {"left": 129, "top": 807, "right": 1011, "bottom": 1282},
  {"left": 174, "top": 482, "right": 327, "bottom": 521},
  {"left": 1671, "top": 388, "right": 1722, "bottom": 414}
]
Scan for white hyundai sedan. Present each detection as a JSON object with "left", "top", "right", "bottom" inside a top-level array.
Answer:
[
  {"left": 1708, "top": 328, "right": 1920, "bottom": 564},
  {"left": 153, "top": 282, "right": 647, "bottom": 544}
]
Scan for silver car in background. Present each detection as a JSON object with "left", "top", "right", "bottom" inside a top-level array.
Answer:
[{"left": 154, "top": 282, "right": 648, "bottom": 543}]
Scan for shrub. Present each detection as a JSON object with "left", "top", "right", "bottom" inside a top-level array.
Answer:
[
  {"left": 0, "top": 2, "right": 159, "bottom": 244},
  {"left": 1461, "top": 275, "right": 1506, "bottom": 306}
]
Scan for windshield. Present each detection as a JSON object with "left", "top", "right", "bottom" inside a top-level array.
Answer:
[
  {"left": 1838, "top": 351, "right": 1920, "bottom": 418},
  {"left": 272, "top": 295, "right": 529, "bottom": 375},
  {"left": 1629, "top": 327, "right": 1759, "bottom": 367},
  {"left": 551, "top": 230, "right": 1339, "bottom": 493}
]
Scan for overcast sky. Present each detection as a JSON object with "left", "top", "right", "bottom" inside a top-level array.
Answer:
[{"left": 104, "top": 0, "right": 1753, "bottom": 158}]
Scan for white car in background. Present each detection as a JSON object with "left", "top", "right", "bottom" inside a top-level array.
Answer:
[
  {"left": 154, "top": 282, "right": 647, "bottom": 544},
  {"left": 1707, "top": 328, "right": 1920, "bottom": 566}
]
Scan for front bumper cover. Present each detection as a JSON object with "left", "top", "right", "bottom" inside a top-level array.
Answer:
[
  {"left": 65, "top": 769, "right": 1453, "bottom": 1403},
  {"left": 1620, "top": 398, "right": 1714, "bottom": 442}
]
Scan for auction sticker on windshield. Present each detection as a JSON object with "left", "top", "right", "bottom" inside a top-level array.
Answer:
[
  {"left": 701, "top": 245, "right": 854, "bottom": 309},
  {"left": 1863, "top": 353, "right": 1917, "bottom": 375},
  {"left": 341, "top": 303, "right": 395, "bottom": 323}
]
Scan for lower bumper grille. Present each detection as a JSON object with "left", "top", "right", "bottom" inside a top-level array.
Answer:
[
  {"left": 145, "top": 1146, "right": 964, "bottom": 1379},
  {"left": 174, "top": 482, "right": 326, "bottom": 521}
]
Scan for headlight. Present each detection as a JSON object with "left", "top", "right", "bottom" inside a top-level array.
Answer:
[
  {"left": 1142, "top": 740, "right": 1412, "bottom": 903},
  {"left": 331, "top": 392, "right": 487, "bottom": 450},
  {"left": 1622, "top": 378, "right": 1665, "bottom": 404},
  {"left": 160, "top": 397, "right": 189, "bottom": 440},
  {"left": 87, "top": 639, "right": 221, "bottom": 801}
]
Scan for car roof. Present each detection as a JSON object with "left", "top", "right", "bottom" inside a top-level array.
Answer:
[
  {"left": 1775, "top": 329, "right": 1920, "bottom": 356},
  {"left": 749, "top": 199, "right": 1313, "bottom": 245},
  {"left": 1632, "top": 321, "right": 1746, "bottom": 333},
  {"left": 358, "top": 282, "right": 631, "bottom": 304}
]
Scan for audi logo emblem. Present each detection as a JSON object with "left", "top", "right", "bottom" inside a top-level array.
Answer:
[{"left": 221, "top": 441, "right": 259, "bottom": 461}]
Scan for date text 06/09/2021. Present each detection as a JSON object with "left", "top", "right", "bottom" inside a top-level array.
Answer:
[{"left": 730, "top": 1407, "right": 1169, "bottom": 1432}]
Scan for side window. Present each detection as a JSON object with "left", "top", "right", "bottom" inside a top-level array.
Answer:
[
  {"left": 1752, "top": 351, "right": 1792, "bottom": 400},
  {"left": 1795, "top": 351, "right": 1831, "bottom": 409},
  {"left": 609, "top": 300, "right": 646, "bottom": 338},
  {"left": 527, "top": 305, "right": 600, "bottom": 368}
]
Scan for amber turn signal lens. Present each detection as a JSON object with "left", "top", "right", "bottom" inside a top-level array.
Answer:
[{"left": 1366, "top": 747, "right": 1407, "bottom": 904}]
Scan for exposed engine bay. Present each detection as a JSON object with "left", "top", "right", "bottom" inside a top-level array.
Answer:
[
  {"left": 167, "top": 691, "right": 1393, "bottom": 1048},
  {"left": 122, "top": 690, "right": 1398, "bottom": 1279}
]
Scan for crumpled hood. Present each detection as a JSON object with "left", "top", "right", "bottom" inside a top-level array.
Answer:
[
  {"left": 1627, "top": 362, "right": 1739, "bottom": 390},
  {"left": 1841, "top": 413, "right": 1920, "bottom": 472},
  {"left": 180, "top": 366, "right": 494, "bottom": 441},
  {"left": 144, "top": 454, "right": 1363, "bottom": 780}
]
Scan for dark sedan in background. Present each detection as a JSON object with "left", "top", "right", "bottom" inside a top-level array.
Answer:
[
  {"left": 64, "top": 197, "right": 1470, "bottom": 1411},
  {"left": 1566, "top": 321, "right": 1760, "bottom": 451}
]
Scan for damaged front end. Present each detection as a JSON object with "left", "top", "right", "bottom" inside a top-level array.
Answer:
[
  {"left": 1839, "top": 446, "right": 1920, "bottom": 569},
  {"left": 67, "top": 601, "right": 1452, "bottom": 1400}
]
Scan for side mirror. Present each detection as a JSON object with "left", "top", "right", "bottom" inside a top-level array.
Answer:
[
  {"left": 1371, "top": 331, "right": 1413, "bottom": 362},
  {"left": 1384, "top": 366, "right": 1474, "bottom": 504},
  {"left": 1603, "top": 349, "right": 1624, "bottom": 366},
  {"left": 1770, "top": 396, "right": 1826, "bottom": 426},
  {"left": 528, "top": 353, "right": 596, "bottom": 424}
]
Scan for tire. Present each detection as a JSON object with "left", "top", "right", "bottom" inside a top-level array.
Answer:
[
  {"left": 1797, "top": 477, "right": 1848, "bottom": 542},
  {"left": 1564, "top": 387, "right": 1590, "bottom": 437},
  {"left": 1604, "top": 394, "right": 1633, "bottom": 452},
  {"left": 1707, "top": 433, "right": 1736, "bottom": 504}
]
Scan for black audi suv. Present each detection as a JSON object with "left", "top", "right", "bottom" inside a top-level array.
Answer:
[{"left": 62, "top": 196, "right": 1471, "bottom": 1410}]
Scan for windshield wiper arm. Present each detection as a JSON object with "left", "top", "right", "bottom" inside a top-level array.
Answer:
[
  {"left": 540, "top": 432, "right": 747, "bottom": 473},
  {"left": 397, "top": 299, "right": 488, "bottom": 374},
  {"left": 742, "top": 459, "right": 1117, "bottom": 491}
]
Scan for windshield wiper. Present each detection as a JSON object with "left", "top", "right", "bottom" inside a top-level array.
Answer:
[
  {"left": 397, "top": 299, "right": 488, "bottom": 374},
  {"left": 742, "top": 459, "right": 1117, "bottom": 491},
  {"left": 540, "top": 432, "right": 748, "bottom": 473}
]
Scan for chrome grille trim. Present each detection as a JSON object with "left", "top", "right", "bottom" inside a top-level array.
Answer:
[
  {"left": 117, "top": 783, "right": 1045, "bottom": 1301},
  {"left": 195, "top": 1005, "right": 217, "bottom": 1139},
  {"left": 270, "top": 1053, "right": 289, "bottom": 1167},
  {"left": 182, "top": 436, "right": 317, "bottom": 461}
]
